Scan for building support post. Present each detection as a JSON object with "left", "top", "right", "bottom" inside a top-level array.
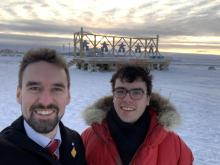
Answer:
[
  {"left": 73, "top": 33, "right": 76, "bottom": 57},
  {"left": 129, "top": 38, "right": 132, "bottom": 56},
  {"left": 80, "top": 27, "right": 84, "bottom": 58},
  {"left": 156, "top": 35, "right": 159, "bottom": 55}
]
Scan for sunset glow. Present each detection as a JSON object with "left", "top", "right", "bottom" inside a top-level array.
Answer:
[{"left": 0, "top": 0, "right": 219, "bottom": 55}]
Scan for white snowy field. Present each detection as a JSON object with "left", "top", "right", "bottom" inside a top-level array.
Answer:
[{"left": 0, "top": 53, "right": 220, "bottom": 165}]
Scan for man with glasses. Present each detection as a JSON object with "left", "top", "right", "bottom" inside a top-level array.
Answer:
[{"left": 81, "top": 65, "right": 193, "bottom": 165}]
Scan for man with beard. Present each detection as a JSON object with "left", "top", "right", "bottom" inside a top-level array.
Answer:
[{"left": 0, "top": 48, "right": 86, "bottom": 165}]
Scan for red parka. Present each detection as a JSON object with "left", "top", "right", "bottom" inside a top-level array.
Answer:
[{"left": 81, "top": 93, "right": 194, "bottom": 165}]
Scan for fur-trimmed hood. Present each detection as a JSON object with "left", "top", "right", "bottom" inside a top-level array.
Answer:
[{"left": 83, "top": 92, "right": 181, "bottom": 131}]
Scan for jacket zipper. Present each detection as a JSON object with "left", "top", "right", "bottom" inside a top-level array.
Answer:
[{"left": 129, "top": 123, "right": 159, "bottom": 164}]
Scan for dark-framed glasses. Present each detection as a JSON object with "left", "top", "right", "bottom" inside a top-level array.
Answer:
[{"left": 113, "top": 87, "right": 146, "bottom": 100}]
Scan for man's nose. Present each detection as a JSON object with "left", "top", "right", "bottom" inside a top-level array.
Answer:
[
  {"left": 123, "top": 91, "right": 133, "bottom": 102},
  {"left": 38, "top": 90, "right": 53, "bottom": 105}
]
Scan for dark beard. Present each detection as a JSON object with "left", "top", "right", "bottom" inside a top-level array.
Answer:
[{"left": 25, "top": 104, "right": 61, "bottom": 133}]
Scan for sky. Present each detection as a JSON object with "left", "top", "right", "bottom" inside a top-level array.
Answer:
[{"left": 0, "top": 0, "right": 220, "bottom": 55}]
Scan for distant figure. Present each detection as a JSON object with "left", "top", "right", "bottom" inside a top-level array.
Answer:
[
  {"left": 81, "top": 65, "right": 194, "bottom": 165},
  {"left": 101, "top": 41, "right": 109, "bottom": 52},
  {"left": 118, "top": 42, "right": 126, "bottom": 53},
  {"left": 135, "top": 43, "right": 141, "bottom": 53},
  {"left": 83, "top": 40, "right": 89, "bottom": 51},
  {"left": 0, "top": 48, "right": 86, "bottom": 165},
  {"left": 149, "top": 43, "right": 154, "bottom": 54}
]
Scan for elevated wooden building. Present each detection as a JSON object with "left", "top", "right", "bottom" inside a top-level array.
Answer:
[{"left": 69, "top": 27, "right": 171, "bottom": 71}]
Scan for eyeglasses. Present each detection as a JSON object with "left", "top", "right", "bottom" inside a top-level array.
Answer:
[{"left": 113, "top": 87, "right": 146, "bottom": 100}]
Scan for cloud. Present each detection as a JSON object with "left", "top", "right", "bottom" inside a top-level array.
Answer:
[
  {"left": 0, "top": 0, "right": 219, "bottom": 54},
  {"left": 1, "top": 0, "right": 219, "bottom": 37},
  {"left": 0, "top": 32, "right": 71, "bottom": 51},
  {"left": 122, "top": 1, "right": 220, "bottom": 36},
  {"left": 0, "top": 19, "right": 82, "bottom": 35}
]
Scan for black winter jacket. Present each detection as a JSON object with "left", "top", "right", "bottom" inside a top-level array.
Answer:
[{"left": 0, "top": 116, "right": 86, "bottom": 165}]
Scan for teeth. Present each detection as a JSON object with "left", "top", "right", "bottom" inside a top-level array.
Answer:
[
  {"left": 121, "top": 107, "right": 134, "bottom": 111},
  {"left": 36, "top": 110, "right": 53, "bottom": 115}
]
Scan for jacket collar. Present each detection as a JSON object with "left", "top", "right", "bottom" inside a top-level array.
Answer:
[
  {"left": 83, "top": 92, "right": 181, "bottom": 131},
  {"left": 1, "top": 116, "right": 75, "bottom": 164}
]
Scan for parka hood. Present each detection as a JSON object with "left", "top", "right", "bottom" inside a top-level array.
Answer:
[{"left": 83, "top": 92, "right": 181, "bottom": 131}]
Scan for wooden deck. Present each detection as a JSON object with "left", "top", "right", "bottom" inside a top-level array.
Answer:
[
  {"left": 68, "top": 56, "right": 172, "bottom": 71},
  {"left": 71, "top": 28, "right": 172, "bottom": 71}
]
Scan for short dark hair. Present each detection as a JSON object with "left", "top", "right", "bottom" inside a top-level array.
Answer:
[
  {"left": 18, "top": 48, "right": 70, "bottom": 88},
  {"left": 110, "top": 65, "right": 152, "bottom": 96}
]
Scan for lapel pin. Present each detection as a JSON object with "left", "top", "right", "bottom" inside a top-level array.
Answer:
[{"left": 71, "top": 142, "right": 77, "bottom": 158}]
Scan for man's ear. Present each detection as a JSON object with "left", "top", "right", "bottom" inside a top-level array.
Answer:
[{"left": 16, "top": 86, "right": 22, "bottom": 104}]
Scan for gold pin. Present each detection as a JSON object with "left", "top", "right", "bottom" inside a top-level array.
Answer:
[
  {"left": 71, "top": 147, "right": 77, "bottom": 158},
  {"left": 71, "top": 142, "right": 77, "bottom": 158}
]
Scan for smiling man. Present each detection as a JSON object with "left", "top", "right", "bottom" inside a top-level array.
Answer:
[
  {"left": 0, "top": 48, "right": 86, "bottom": 165},
  {"left": 82, "top": 65, "right": 193, "bottom": 165}
]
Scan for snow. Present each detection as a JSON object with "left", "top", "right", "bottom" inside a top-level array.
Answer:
[{"left": 0, "top": 53, "right": 220, "bottom": 164}]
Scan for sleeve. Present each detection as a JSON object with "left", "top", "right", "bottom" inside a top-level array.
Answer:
[
  {"left": 177, "top": 136, "right": 194, "bottom": 165},
  {"left": 81, "top": 127, "right": 92, "bottom": 148},
  {"left": 72, "top": 131, "right": 87, "bottom": 165}
]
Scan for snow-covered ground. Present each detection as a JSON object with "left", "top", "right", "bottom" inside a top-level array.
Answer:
[{"left": 0, "top": 53, "right": 220, "bottom": 165}]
